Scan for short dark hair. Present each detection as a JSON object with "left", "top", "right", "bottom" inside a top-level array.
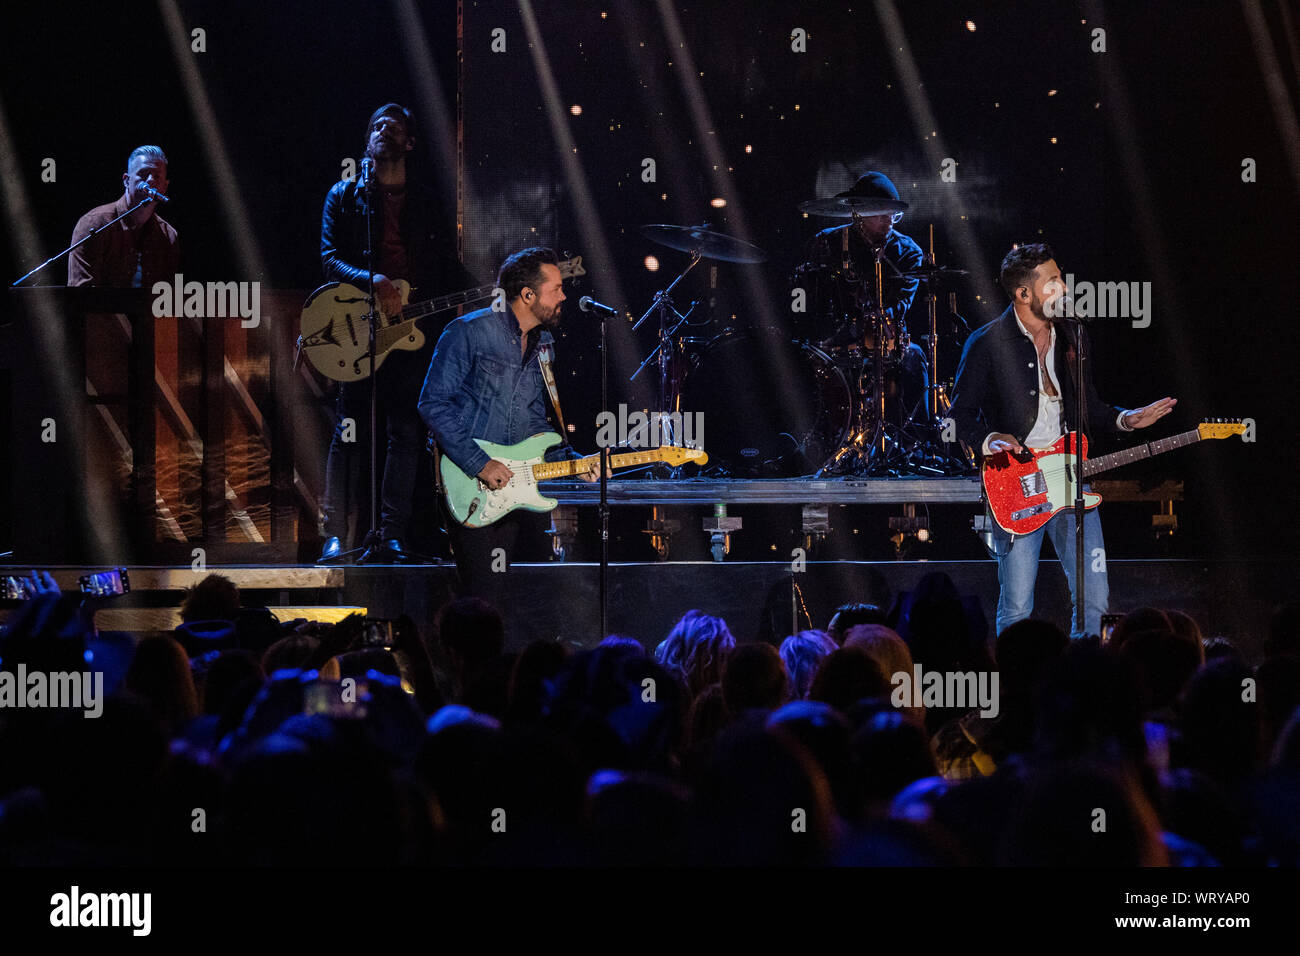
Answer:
[
  {"left": 722, "top": 643, "right": 788, "bottom": 712},
  {"left": 999, "top": 242, "right": 1055, "bottom": 298},
  {"left": 365, "top": 103, "right": 415, "bottom": 150},
  {"left": 827, "top": 602, "right": 886, "bottom": 645},
  {"left": 180, "top": 573, "right": 240, "bottom": 623},
  {"left": 497, "top": 246, "right": 559, "bottom": 301}
]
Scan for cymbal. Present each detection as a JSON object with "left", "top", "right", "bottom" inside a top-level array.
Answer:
[
  {"left": 640, "top": 224, "right": 768, "bottom": 263},
  {"left": 898, "top": 264, "right": 970, "bottom": 282},
  {"left": 798, "top": 195, "right": 909, "bottom": 218}
]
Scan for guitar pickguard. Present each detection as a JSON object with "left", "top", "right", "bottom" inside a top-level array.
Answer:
[{"left": 982, "top": 434, "right": 1101, "bottom": 535}]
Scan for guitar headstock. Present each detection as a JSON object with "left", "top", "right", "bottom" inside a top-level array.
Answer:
[
  {"left": 1197, "top": 418, "right": 1247, "bottom": 440},
  {"left": 658, "top": 445, "right": 708, "bottom": 467},
  {"left": 558, "top": 255, "right": 586, "bottom": 280}
]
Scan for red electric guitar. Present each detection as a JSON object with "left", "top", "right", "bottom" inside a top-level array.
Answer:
[{"left": 982, "top": 419, "right": 1247, "bottom": 534}]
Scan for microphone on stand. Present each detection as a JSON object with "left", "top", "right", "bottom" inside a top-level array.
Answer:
[
  {"left": 138, "top": 182, "right": 169, "bottom": 203},
  {"left": 358, "top": 157, "right": 374, "bottom": 195},
  {"left": 1049, "top": 292, "right": 1088, "bottom": 323},
  {"left": 579, "top": 295, "right": 619, "bottom": 317}
]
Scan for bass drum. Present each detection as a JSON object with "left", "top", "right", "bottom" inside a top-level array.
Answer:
[{"left": 679, "top": 330, "right": 853, "bottom": 477}]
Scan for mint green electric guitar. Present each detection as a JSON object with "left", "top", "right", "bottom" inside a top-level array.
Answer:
[{"left": 439, "top": 432, "right": 707, "bottom": 528}]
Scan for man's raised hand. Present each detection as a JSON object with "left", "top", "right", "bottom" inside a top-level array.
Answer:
[{"left": 1123, "top": 397, "right": 1178, "bottom": 430}]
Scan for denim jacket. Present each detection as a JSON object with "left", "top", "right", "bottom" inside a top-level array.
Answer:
[{"left": 418, "top": 305, "right": 572, "bottom": 477}]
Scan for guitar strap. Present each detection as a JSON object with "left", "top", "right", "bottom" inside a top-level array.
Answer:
[{"left": 536, "top": 344, "right": 570, "bottom": 443}]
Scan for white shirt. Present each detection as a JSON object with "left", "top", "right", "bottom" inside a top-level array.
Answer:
[{"left": 982, "top": 311, "right": 1132, "bottom": 454}]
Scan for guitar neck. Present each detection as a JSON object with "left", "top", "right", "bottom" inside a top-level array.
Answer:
[
  {"left": 1082, "top": 428, "right": 1205, "bottom": 477},
  {"left": 392, "top": 285, "right": 498, "bottom": 326},
  {"left": 532, "top": 449, "right": 669, "bottom": 480},
  {"left": 384, "top": 254, "right": 581, "bottom": 331}
]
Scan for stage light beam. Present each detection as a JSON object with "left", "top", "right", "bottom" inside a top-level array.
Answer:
[
  {"left": 516, "top": 0, "right": 639, "bottom": 383},
  {"left": 873, "top": 0, "right": 1000, "bottom": 309},
  {"left": 0, "top": 95, "right": 126, "bottom": 563}
]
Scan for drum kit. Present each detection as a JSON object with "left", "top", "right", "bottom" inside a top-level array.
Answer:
[{"left": 632, "top": 194, "right": 976, "bottom": 478}]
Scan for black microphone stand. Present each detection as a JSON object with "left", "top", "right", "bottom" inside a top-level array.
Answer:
[
  {"left": 323, "top": 159, "right": 392, "bottom": 565},
  {"left": 12, "top": 196, "right": 158, "bottom": 286},
  {"left": 356, "top": 159, "right": 386, "bottom": 565},
  {"left": 599, "top": 302, "right": 609, "bottom": 641},
  {"left": 1057, "top": 312, "right": 1090, "bottom": 637},
  {"left": 1072, "top": 320, "right": 1088, "bottom": 637}
]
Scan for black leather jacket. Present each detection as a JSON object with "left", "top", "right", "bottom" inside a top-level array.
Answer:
[{"left": 320, "top": 177, "right": 470, "bottom": 294}]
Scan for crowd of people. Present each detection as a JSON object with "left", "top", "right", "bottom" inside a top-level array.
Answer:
[{"left": 0, "top": 570, "right": 1297, "bottom": 866}]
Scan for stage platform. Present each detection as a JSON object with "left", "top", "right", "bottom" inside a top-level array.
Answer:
[
  {"left": 1, "top": 558, "right": 1289, "bottom": 661},
  {"left": 534, "top": 475, "right": 1184, "bottom": 562},
  {"left": 544, "top": 476, "right": 985, "bottom": 505}
]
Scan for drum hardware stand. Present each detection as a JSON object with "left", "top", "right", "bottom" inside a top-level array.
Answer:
[
  {"left": 942, "top": 291, "right": 977, "bottom": 472},
  {"left": 631, "top": 250, "right": 702, "bottom": 455},
  {"left": 869, "top": 235, "right": 890, "bottom": 458},
  {"left": 633, "top": 222, "right": 767, "bottom": 477},
  {"left": 893, "top": 228, "right": 976, "bottom": 476},
  {"left": 815, "top": 222, "right": 912, "bottom": 477}
]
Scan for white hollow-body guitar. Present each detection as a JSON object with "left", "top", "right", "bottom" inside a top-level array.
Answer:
[{"left": 298, "top": 256, "right": 585, "bottom": 382}]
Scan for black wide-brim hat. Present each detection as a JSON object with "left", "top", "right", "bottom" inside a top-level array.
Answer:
[{"left": 834, "top": 171, "right": 908, "bottom": 213}]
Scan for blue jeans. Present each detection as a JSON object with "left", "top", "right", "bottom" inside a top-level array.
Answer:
[{"left": 991, "top": 503, "right": 1109, "bottom": 640}]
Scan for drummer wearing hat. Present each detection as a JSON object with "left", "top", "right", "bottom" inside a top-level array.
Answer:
[{"left": 807, "top": 171, "right": 928, "bottom": 418}]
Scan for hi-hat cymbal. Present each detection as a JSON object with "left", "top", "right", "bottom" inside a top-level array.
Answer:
[
  {"left": 798, "top": 195, "right": 909, "bottom": 218},
  {"left": 640, "top": 224, "right": 768, "bottom": 263},
  {"left": 899, "top": 264, "right": 970, "bottom": 282}
]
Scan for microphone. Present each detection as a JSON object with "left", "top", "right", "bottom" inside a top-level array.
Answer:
[
  {"left": 138, "top": 182, "right": 169, "bottom": 203},
  {"left": 579, "top": 295, "right": 618, "bottom": 317},
  {"left": 358, "top": 156, "right": 374, "bottom": 193},
  {"left": 1048, "top": 293, "right": 1089, "bottom": 322}
]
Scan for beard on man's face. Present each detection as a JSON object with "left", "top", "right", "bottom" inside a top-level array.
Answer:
[
  {"left": 369, "top": 132, "right": 405, "bottom": 159},
  {"left": 1028, "top": 292, "right": 1052, "bottom": 322},
  {"left": 531, "top": 299, "right": 561, "bottom": 327}
]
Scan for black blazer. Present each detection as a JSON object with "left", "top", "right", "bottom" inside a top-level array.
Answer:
[{"left": 947, "top": 305, "right": 1124, "bottom": 453}]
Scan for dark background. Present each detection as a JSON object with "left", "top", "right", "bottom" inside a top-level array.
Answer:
[{"left": 1, "top": 0, "right": 1295, "bottom": 562}]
